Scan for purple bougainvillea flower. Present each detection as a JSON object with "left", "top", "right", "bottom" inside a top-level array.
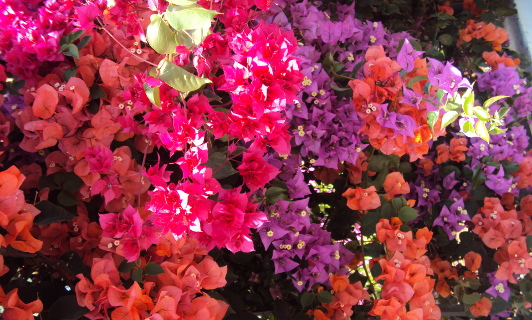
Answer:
[
  {"left": 485, "top": 272, "right": 511, "bottom": 301},
  {"left": 484, "top": 165, "right": 513, "bottom": 195}
]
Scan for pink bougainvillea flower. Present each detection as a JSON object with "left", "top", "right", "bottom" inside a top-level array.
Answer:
[{"left": 237, "top": 148, "right": 280, "bottom": 191}]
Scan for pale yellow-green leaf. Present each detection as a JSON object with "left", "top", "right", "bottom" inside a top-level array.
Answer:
[
  {"left": 463, "top": 90, "right": 474, "bottom": 116},
  {"left": 441, "top": 110, "right": 459, "bottom": 129},
  {"left": 144, "top": 84, "right": 161, "bottom": 108},
  {"left": 157, "top": 59, "right": 211, "bottom": 93},
  {"left": 483, "top": 95, "right": 509, "bottom": 109},
  {"left": 472, "top": 106, "right": 490, "bottom": 121},
  {"left": 165, "top": 4, "right": 219, "bottom": 31},
  {"left": 146, "top": 14, "right": 178, "bottom": 54},
  {"left": 475, "top": 120, "right": 490, "bottom": 143}
]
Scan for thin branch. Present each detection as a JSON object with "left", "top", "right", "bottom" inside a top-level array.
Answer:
[
  {"left": 137, "top": 135, "right": 151, "bottom": 210},
  {"left": 359, "top": 235, "right": 378, "bottom": 300}
]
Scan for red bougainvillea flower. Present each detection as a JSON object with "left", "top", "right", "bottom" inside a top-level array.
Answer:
[
  {"left": 383, "top": 172, "right": 410, "bottom": 200},
  {"left": 342, "top": 186, "right": 381, "bottom": 211}
]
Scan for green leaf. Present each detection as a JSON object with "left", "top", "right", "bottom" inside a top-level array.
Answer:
[
  {"left": 527, "top": 235, "right": 532, "bottom": 251},
  {"left": 63, "top": 44, "right": 79, "bottom": 59},
  {"left": 407, "top": 38, "right": 422, "bottom": 51},
  {"left": 147, "top": 14, "right": 179, "bottom": 54},
  {"left": 441, "top": 110, "right": 459, "bottom": 129},
  {"left": 157, "top": 59, "right": 211, "bottom": 92},
  {"left": 427, "top": 111, "right": 439, "bottom": 130},
  {"left": 367, "top": 154, "right": 389, "bottom": 172},
  {"left": 60, "top": 36, "right": 69, "bottom": 47},
  {"left": 77, "top": 35, "right": 92, "bottom": 49},
  {"left": 300, "top": 292, "right": 314, "bottom": 308},
  {"left": 39, "top": 175, "right": 57, "bottom": 189},
  {"left": 398, "top": 206, "right": 418, "bottom": 222},
  {"left": 64, "top": 68, "right": 77, "bottom": 82},
  {"left": 132, "top": 268, "right": 143, "bottom": 283},
  {"left": 370, "top": 262, "right": 382, "bottom": 278},
  {"left": 475, "top": 120, "right": 490, "bottom": 143},
  {"left": 165, "top": 4, "right": 218, "bottom": 31},
  {"left": 90, "top": 84, "right": 107, "bottom": 99},
  {"left": 34, "top": 200, "right": 76, "bottom": 225},
  {"left": 361, "top": 212, "right": 382, "bottom": 236},
  {"left": 436, "top": 89, "right": 445, "bottom": 103},
  {"left": 144, "top": 84, "right": 161, "bottom": 108},
  {"left": 67, "top": 30, "right": 85, "bottom": 43},
  {"left": 58, "top": 190, "right": 80, "bottom": 207},
  {"left": 406, "top": 75, "right": 428, "bottom": 89},
  {"left": 473, "top": 106, "right": 490, "bottom": 121},
  {"left": 438, "top": 34, "right": 453, "bottom": 46},
  {"left": 316, "top": 291, "right": 333, "bottom": 304},
  {"left": 483, "top": 95, "right": 508, "bottom": 109},
  {"left": 496, "top": 107, "right": 510, "bottom": 119},
  {"left": 204, "top": 152, "right": 237, "bottom": 179},
  {"left": 189, "top": 26, "right": 211, "bottom": 47},
  {"left": 463, "top": 91, "right": 474, "bottom": 116},
  {"left": 118, "top": 260, "right": 136, "bottom": 273},
  {"left": 53, "top": 172, "right": 83, "bottom": 191},
  {"left": 364, "top": 242, "right": 385, "bottom": 258},
  {"left": 145, "top": 262, "right": 165, "bottom": 276},
  {"left": 462, "top": 293, "right": 481, "bottom": 305},
  {"left": 265, "top": 187, "right": 286, "bottom": 204},
  {"left": 46, "top": 295, "right": 89, "bottom": 320}
]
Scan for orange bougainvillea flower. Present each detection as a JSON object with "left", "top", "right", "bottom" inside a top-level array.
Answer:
[
  {"left": 1, "top": 288, "right": 43, "bottom": 320},
  {"left": 329, "top": 274, "right": 349, "bottom": 292},
  {"left": 435, "top": 143, "right": 449, "bottom": 164},
  {"left": 313, "top": 309, "right": 330, "bottom": 320},
  {"left": 483, "top": 51, "right": 520, "bottom": 70},
  {"left": 449, "top": 138, "right": 468, "bottom": 162},
  {"left": 3, "top": 212, "right": 43, "bottom": 253},
  {"left": 383, "top": 172, "right": 410, "bottom": 200},
  {"left": 464, "top": 251, "right": 482, "bottom": 272},
  {"left": 438, "top": 1, "right": 454, "bottom": 15},
  {"left": 0, "top": 166, "right": 25, "bottom": 198},
  {"left": 463, "top": 0, "right": 488, "bottom": 16},
  {"left": 469, "top": 297, "right": 492, "bottom": 317},
  {"left": 32, "top": 84, "right": 59, "bottom": 119},
  {"left": 342, "top": 186, "right": 381, "bottom": 211}
]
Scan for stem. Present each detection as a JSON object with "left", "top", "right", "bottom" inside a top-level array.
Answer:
[
  {"left": 359, "top": 235, "right": 378, "bottom": 300},
  {"left": 137, "top": 135, "right": 151, "bottom": 210},
  {"left": 36, "top": 251, "right": 76, "bottom": 289},
  {"left": 97, "top": 19, "right": 158, "bottom": 67},
  {"left": 333, "top": 73, "right": 356, "bottom": 81}
]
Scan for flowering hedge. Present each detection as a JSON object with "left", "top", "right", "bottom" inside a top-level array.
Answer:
[{"left": 0, "top": 0, "right": 530, "bottom": 319}]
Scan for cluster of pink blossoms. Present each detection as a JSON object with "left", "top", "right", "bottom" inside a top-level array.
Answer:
[{"left": 145, "top": 21, "right": 304, "bottom": 253}]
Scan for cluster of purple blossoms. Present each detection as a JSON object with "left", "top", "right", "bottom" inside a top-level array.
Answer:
[
  {"left": 433, "top": 197, "right": 471, "bottom": 240},
  {"left": 477, "top": 64, "right": 527, "bottom": 98},
  {"left": 264, "top": 1, "right": 414, "bottom": 169},
  {"left": 258, "top": 198, "right": 354, "bottom": 291}
]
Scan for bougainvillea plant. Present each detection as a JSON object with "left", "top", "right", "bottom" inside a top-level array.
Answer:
[{"left": 0, "top": 0, "right": 530, "bottom": 319}]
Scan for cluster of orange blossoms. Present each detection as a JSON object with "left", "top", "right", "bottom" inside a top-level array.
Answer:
[
  {"left": 0, "top": 167, "right": 44, "bottom": 319},
  {"left": 348, "top": 46, "right": 436, "bottom": 161},
  {"left": 312, "top": 275, "right": 370, "bottom": 320},
  {"left": 482, "top": 51, "right": 520, "bottom": 70},
  {"left": 370, "top": 218, "right": 440, "bottom": 320},
  {"left": 75, "top": 234, "right": 228, "bottom": 320},
  {"left": 458, "top": 20, "right": 509, "bottom": 51}
]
